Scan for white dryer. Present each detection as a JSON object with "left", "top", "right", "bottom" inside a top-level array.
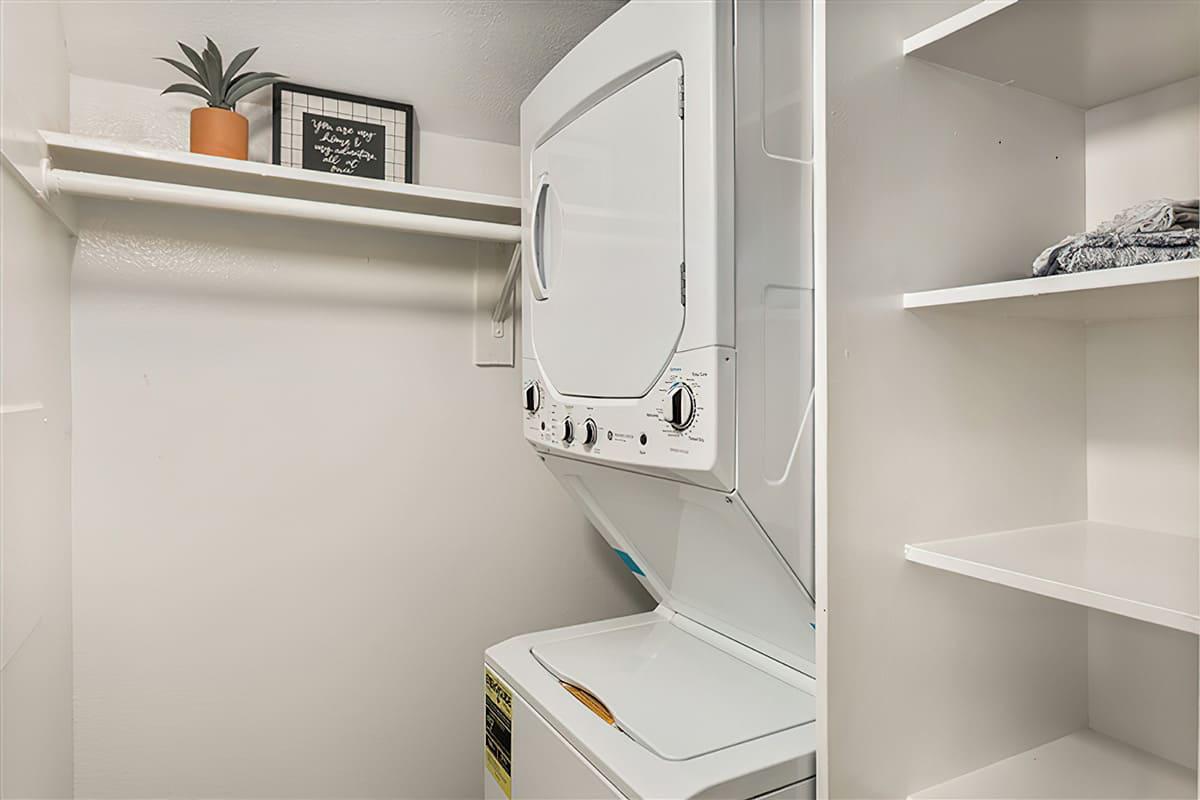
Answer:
[{"left": 485, "top": 0, "right": 823, "bottom": 797}]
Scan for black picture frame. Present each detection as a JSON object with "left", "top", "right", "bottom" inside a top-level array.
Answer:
[{"left": 272, "top": 82, "right": 414, "bottom": 183}]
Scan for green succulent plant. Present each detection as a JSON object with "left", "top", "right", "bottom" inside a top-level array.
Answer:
[{"left": 158, "top": 37, "right": 284, "bottom": 111}]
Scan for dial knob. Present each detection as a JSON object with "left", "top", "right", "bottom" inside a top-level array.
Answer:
[
  {"left": 523, "top": 381, "right": 541, "bottom": 413},
  {"left": 664, "top": 384, "right": 696, "bottom": 430},
  {"left": 583, "top": 418, "right": 599, "bottom": 446},
  {"left": 560, "top": 418, "right": 575, "bottom": 444}
]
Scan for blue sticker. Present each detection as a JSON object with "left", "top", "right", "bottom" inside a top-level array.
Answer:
[{"left": 613, "top": 548, "right": 645, "bottom": 576}]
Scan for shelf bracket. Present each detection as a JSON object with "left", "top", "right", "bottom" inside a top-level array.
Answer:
[
  {"left": 0, "top": 150, "right": 77, "bottom": 234},
  {"left": 491, "top": 242, "right": 521, "bottom": 326},
  {"left": 474, "top": 242, "right": 520, "bottom": 367}
]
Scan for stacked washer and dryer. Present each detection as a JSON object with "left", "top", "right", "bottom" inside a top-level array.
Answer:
[{"left": 485, "top": 1, "right": 823, "bottom": 797}]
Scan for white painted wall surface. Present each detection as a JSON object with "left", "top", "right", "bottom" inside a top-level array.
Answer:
[
  {"left": 0, "top": 178, "right": 76, "bottom": 800},
  {"left": 1083, "top": 79, "right": 1199, "bottom": 773},
  {"left": 68, "top": 201, "right": 649, "bottom": 798},
  {"left": 1086, "top": 318, "right": 1198, "bottom": 541},
  {"left": 70, "top": 75, "right": 520, "bottom": 196},
  {"left": 0, "top": 1, "right": 69, "bottom": 188},
  {"left": 1084, "top": 319, "right": 1199, "bottom": 769},
  {"left": 59, "top": 0, "right": 622, "bottom": 145},
  {"left": 0, "top": 3, "right": 76, "bottom": 799},
  {"left": 415, "top": 129, "right": 519, "bottom": 198},
  {"left": 1085, "top": 77, "right": 1200, "bottom": 229},
  {"left": 825, "top": 2, "right": 1093, "bottom": 797}
]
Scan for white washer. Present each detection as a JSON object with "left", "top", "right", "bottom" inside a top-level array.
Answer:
[
  {"left": 485, "top": 610, "right": 816, "bottom": 800},
  {"left": 486, "top": 0, "right": 822, "bottom": 797}
]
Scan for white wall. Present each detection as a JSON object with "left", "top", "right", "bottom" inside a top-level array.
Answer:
[
  {"left": 1082, "top": 78, "right": 1200, "bottom": 772},
  {"left": 1, "top": 1, "right": 69, "bottom": 187},
  {"left": 414, "top": 129, "right": 519, "bottom": 197},
  {"left": 69, "top": 75, "right": 520, "bottom": 196},
  {"left": 0, "top": 2, "right": 76, "bottom": 798},
  {"left": 58, "top": 0, "right": 623, "bottom": 147},
  {"left": 0, "top": 181, "right": 77, "bottom": 800},
  {"left": 1086, "top": 318, "right": 1198, "bottom": 541},
  {"left": 1085, "top": 76, "right": 1200, "bottom": 229},
  {"left": 67, "top": 78, "right": 649, "bottom": 798},
  {"left": 1085, "top": 319, "right": 1198, "bottom": 771}
]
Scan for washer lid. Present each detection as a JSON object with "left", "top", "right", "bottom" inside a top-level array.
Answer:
[
  {"left": 528, "top": 58, "right": 685, "bottom": 399},
  {"left": 530, "top": 619, "right": 815, "bottom": 762}
]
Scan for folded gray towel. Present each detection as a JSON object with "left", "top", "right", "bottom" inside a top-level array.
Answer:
[
  {"left": 1033, "top": 198, "right": 1200, "bottom": 276},
  {"left": 1037, "top": 230, "right": 1200, "bottom": 276},
  {"left": 1097, "top": 197, "right": 1199, "bottom": 235}
]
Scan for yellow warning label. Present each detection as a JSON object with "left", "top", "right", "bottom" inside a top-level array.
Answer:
[{"left": 484, "top": 668, "right": 513, "bottom": 799}]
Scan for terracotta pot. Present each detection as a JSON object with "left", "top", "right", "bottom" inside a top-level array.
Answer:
[{"left": 190, "top": 107, "right": 248, "bottom": 160}]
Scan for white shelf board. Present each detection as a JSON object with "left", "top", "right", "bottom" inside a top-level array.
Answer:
[
  {"left": 903, "top": 0, "right": 1200, "bottom": 110},
  {"left": 909, "top": 729, "right": 1197, "bottom": 800},
  {"left": 40, "top": 131, "right": 520, "bottom": 226},
  {"left": 906, "top": 521, "right": 1199, "bottom": 634},
  {"left": 903, "top": 259, "right": 1200, "bottom": 322}
]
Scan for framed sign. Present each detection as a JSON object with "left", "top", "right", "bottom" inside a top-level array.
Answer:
[{"left": 273, "top": 82, "right": 413, "bottom": 183}]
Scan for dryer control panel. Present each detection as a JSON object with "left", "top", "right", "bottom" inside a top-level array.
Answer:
[{"left": 522, "top": 347, "right": 735, "bottom": 492}]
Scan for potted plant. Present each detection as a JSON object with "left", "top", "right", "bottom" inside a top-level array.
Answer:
[{"left": 158, "top": 38, "right": 284, "bottom": 160}]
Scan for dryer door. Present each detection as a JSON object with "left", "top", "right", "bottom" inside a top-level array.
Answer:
[{"left": 528, "top": 59, "right": 685, "bottom": 399}]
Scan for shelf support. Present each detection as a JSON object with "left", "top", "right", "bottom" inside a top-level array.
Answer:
[
  {"left": 0, "top": 150, "right": 77, "bottom": 234},
  {"left": 474, "top": 243, "right": 519, "bottom": 367},
  {"left": 491, "top": 243, "right": 522, "bottom": 326}
]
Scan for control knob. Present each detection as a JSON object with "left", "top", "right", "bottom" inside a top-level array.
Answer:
[
  {"left": 664, "top": 384, "right": 696, "bottom": 430},
  {"left": 560, "top": 417, "right": 575, "bottom": 444},
  {"left": 583, "top": 418, "right": 599, "bottom": 447},
  {"left": 523, "top": 381, "right": 541, "bottom": 413}
]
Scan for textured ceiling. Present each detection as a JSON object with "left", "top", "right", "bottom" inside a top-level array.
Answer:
[{"left": 59, "top": 1, "right": 624, "bottom": 145}]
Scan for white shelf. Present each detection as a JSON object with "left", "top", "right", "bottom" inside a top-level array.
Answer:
[
  {"left": 39, "top": 131, "right": 520, "bottom": 241},
  {"left": 906, "top": 521, "right": 1199, "bottom": 634},
  {"left": 902, "top": 259, "right": 1200, "bottom": 321},
  {"left": 909, "top": 729, "right": 1197, "bottom": 800},
  {"left": 34, "top": 131, "right": 523, "bottom": 367},
  {"left": 904, "top": 0, "right": 1200, "bottom": 110}
]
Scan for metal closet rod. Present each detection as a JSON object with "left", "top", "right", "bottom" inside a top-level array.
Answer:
[{"left": 46, "top": 169, "right": 522, "bottom": 244}]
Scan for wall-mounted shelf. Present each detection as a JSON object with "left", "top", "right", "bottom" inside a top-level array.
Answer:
[
  {"left": 903, "top": 259, "right": 1200, "bottom": 321},
  {"left": 40, "top": 131, "right": 520, "bottom": 234},
  {"left": 903, "top": 0, "right": 1200, "bottom": 109},
  {"left": 906, "top": 521, "right": 1199, "bottom": 634},
  {"left": 909, "top": 729, "right": 1197, "bottom": 800},
  {"left": 34, "top": 131, "right": 523, "bottom": 366}
]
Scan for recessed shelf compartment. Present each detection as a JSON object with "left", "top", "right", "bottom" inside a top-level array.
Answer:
[
  {"left": 906, "top": 521, "right": 1199, "bottom": 634},
  {"left": 909, "top": 729, "right": 1197, "bottom": 800},
  {"left": 38, "top": 131, "right": 521, "bottom": 241},
  {"left": 903, "top": 259, "right": 1200, "bottom": 321},
  {"left": 903, "top": 0, "right": 1200, "bottom": 109}
]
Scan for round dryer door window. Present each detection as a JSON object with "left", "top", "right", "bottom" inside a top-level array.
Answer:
[{"left": 528, "top": 59, "right": 684, "bottom": 400}]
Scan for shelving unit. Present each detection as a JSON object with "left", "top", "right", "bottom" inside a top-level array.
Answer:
[
  {"left": 909, "top": 730, "right": 1197, "bottom": 800},
  {"left": 903, "top": 0, "right": 1200, "bottom": 109},
  {"left": 822, "top": 3, "right": 1200, "bottom": 797},
  {"left": 902, "top": 259, "right": 1200, "bottom": 321},
  {"left": 906, "top": 521, "right": 1199, "bottom": 634}
]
